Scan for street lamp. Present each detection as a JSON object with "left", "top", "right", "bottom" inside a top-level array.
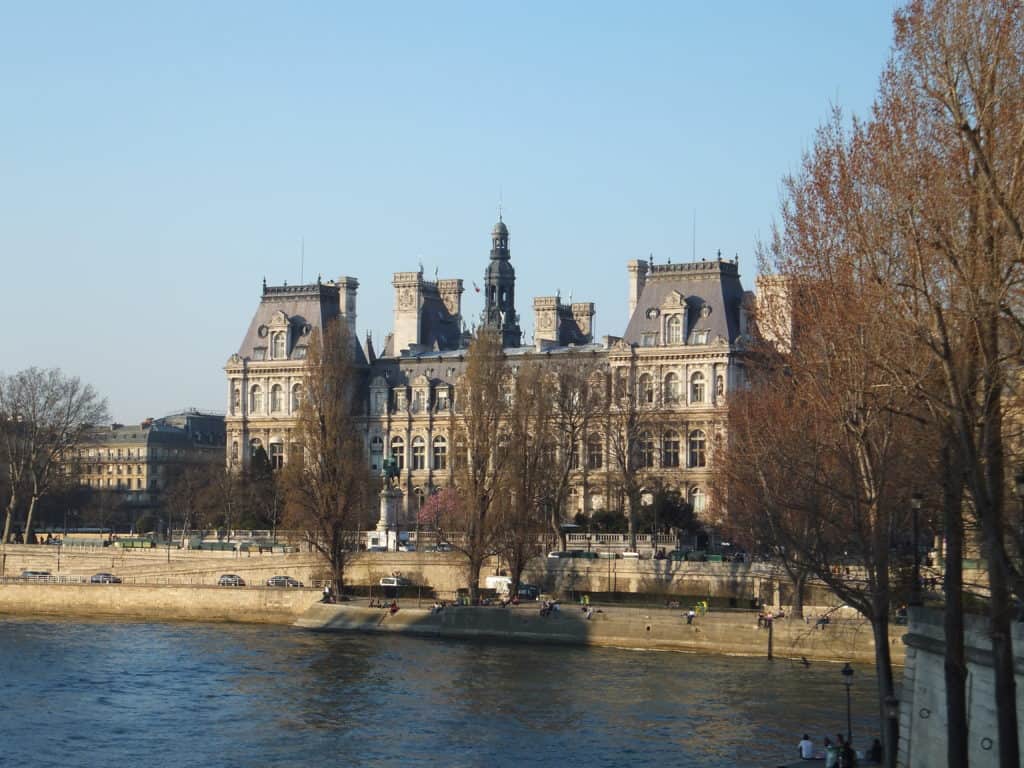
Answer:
[
  {"left": 910, "top": 493, "right": 924, "bottom": 606},
  {"left": 842, "top": 662, "right": 855, "bottom": 745}
]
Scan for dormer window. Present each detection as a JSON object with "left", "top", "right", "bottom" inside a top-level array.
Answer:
[
  {"left": 271, "top": 332, "right": 287, "bottom": 360},
  {"left": 436, "top": 388, "right": 450, "bottom": 411},
  {"left": 395, "top": 389, "right": 407, "bottom": 411},
  {"left": 665, "top": 315, "right": 683, "bottom": 344},
  {"left": 693, "top": 330, "right": 709, "bottom": 345},
  {"left": 641, "top": 332, "right": 658, "bottom": 347}
]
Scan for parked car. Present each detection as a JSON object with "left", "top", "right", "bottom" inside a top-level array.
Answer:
[
  {"left": 19, "top": 570, "right": 52, "bottom": 581},
  {"left": 517, "top": 584, "right": 541, "bottom": 600},
  {"left": 547, "top": 551, "right": 571, "bottom": 559},
  {"left": 397, "top": 544, "right": 416, "bottom": 552},
  {"left": 218, "top": 574, "right": 246, "bottom": 587},
  {"left": 90, "top": 573, "right": 122, "bottom": 584},
  {"left": 265, "top": 575, "right": 303, "bottom": 588},
  {"left": 424, "top": 543, "right": 452, "bottom": 552},
  {"left": 366, "top": 545, "right": 388, "bottom": 552},
  {"left": 379, "top": 576, "right": 411, "bottom": 588}
]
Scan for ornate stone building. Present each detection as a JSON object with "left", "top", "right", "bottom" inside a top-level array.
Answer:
[{"left": 225, "top": 217, "right": 757, "bottom": 529}]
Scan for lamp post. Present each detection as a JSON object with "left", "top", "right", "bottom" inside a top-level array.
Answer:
[
  {"left": 842, "top": 662, "right": 855, "bottom": 744},
  {"left": 910, "top": 493, "right": 923, "bottom": 606}
]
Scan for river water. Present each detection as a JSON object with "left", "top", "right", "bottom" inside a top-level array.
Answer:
[{"left": 0, "top": 617, "right": 886, "bottom": 768}]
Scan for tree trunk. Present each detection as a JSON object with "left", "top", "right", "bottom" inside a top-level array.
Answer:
[
  {"left": 870, "top": 615, "right": 898, "bottom": 768},
  {"left": 941, "top": 442, "right": 969, "bottom": 768},
  {"left": 23, "top": 495, "right": 39, "bottom": 544},
  {"left": 1, "top": 493, "right": 14, "bottom": 544},
  {"left": 790, "top": 570, "right": 806, "bottom": 619},
  {"left": 467, "top": 554, "right": 484, "bottom": 604}
]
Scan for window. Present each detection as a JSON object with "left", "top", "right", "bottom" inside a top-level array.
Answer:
[
  {"left": 231, "top": 441, "right": 239, "bottom": 463},
  {"left": 693, "top": 330, "right": 709, "bottom": 344},
  {"left": 250, "top": 438, "right": 263, "bottom": 458},
  {"left": 641, "top": 332, "right": 658, "bottom": 347},
  {"left": 664, "top": 373, "right": 680, "bottom": 404},
  {"left": 412, "top": 390, "right": 424, "bottom": 413},
  {"left": 436, "top": 389, "right": 449, "bottom": 411},
  {"left": 689, "top": 430, "right": 707, "bottom": 468},
  {"left": 689, "top": 486, "right": 706, "bottom": 516},
  {"left": 250, "top": 385, "right": 263, "bottom": 414},
  {"left": 395, "top": 389, "right": 407, "bottom": 411},
  {"left": 666, "top": 314, "right": 682, "bottom": 344},
  {"left": 232, "top": 388, "right": 241, "bottom": 414},
  {"left": 453, "top": 438, "right": 467, "bottom": 470},
  {"left": 270, "top": 384, "right": 284, "bottom": 413},
  {"left": 638, "top": 374, "right": 654, "bottom": 405},
  {"left": 269, "top": 442, "right": 284, "bottom": 470},
  {"left": 253, "top": 347, "right": 267, "bottom": 360},
  {"left": 373, "top": 391, "right": 387, "bottom": 415},
  {"left": 690, "top": 372, "right": 705, "bottom": 403},
  {"left": 136, "top": 478, "right": 142, "bottom": 490},
  {"left": 271, "top": 332, "right": 286, "bottom": 359},
  {"left": 293, "top": 346, "right": 307, "bottom": 360},
  {"left": 663, "top": 430, "right": 680, "bottom": 468},
  {"left": 639, "top": 431, "right": 655, "bottom": 468},
  {"left": 569, "top": 442, "right": 580, "bottom": 470},
  {"left": 433, "top": 436, "right": 448, "bottom": 470},
  {"left": 414, "top": 487, "right": 425, "bottom": 512},
  {"left": 370, "top": 436, "right": 384, "bottom": 471},
  {"left": 390, "top": 437, "right": 405, "bottom": 470},
  {"left": 587, "top": 435, "right": 603, "bottom": 470},
  {"left": 412, "top": 437, "right": 426, "bottom": 470}
]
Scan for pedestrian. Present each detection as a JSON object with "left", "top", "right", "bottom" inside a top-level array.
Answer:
[
  {"left": 798, "top": 734, "right": 814, "bottom": 760},
  {"left": 686, "top": 609, "right": 696, "bottom": 625},
  {"left": 823, "top": 737, "right": 838, "bottom": 768},
  {"left": 867, "top": 738, "right": 882, "bottom": 764}
]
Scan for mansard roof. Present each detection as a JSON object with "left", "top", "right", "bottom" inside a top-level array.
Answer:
[{"left": 623, "top": 259, "right": 745, "bottom": 346}]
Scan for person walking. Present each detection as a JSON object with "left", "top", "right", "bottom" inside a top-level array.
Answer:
[
  {"left": 823, "top": 737, "right": 838, "bottom": 768},
  {"left": 686, "top": 608, "right": 696, "bottom": 625}
]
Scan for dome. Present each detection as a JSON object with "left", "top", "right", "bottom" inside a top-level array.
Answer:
[{"left": 491, "top": 219, "right": 508, "bottom": 236}]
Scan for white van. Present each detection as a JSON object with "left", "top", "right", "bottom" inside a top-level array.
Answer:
[
  {"left": 379, "top": 576, "right": 411, "bottom": 588},
  {"left": 484, "top": 576, "right": 512, "bottom": 594}
]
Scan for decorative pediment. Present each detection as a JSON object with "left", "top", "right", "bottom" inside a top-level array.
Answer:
[
  {"left": 412, "top": 373, "right": 432, "bottom": 387},
  {"left": 369, "top": 375, "right": 389, "bottom": 388},
  {"left": 268, "top": 310, "right": 289, "bottom": 328},
  {"left": 661, "top": 290, "right": 685, "bottom": 309}
]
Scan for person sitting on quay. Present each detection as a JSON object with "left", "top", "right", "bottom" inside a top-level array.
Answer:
[{"left": 797, "top": 734, "right": 814, "bottom": 760}]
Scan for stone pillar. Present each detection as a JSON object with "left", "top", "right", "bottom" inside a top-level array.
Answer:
[{"left": 377, "top": 487, "right": 402, "bottom": 551}]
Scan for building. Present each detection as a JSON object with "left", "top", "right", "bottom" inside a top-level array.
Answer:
[
  {"left": 225, "top": 217, "right": 755, "bottom": 528},
  {"left": 72, "top": 410, "right": 226, "bottom": 508}
]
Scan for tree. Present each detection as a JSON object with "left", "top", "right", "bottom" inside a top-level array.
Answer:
[
  {"left": 437, "top": 329, "right": 510, "bottom": 603},
  {"left": 280, "top": 319, "right": 374, "bottom": 589},
  {"left": 0, "top": 367, "right": 108, "bottom": 544},
  {"left": 496, "top": 362, "right": 555, "bottom": 595},
  {"left": 163, "top": 464, "right": 218, "bottom": 546}
]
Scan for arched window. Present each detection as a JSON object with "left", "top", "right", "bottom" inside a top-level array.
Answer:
[
  {"left": 587, "top": 435, "right": 603, "bottom": 470},
  {"left": 638, "top": 431, "right": 655, "bottom": 468},
  {"left": 433, "top": 436, "right": 448, "bottom": 470},
  {"left": 269, "top": 442, "right": 284, "bottom": 470},
  {"left": 370, "top": 435, "right": 384, "bottom": 471},
  {"left": 390, "top": 436, "right": 405, "bottom": 470},
  {"left": 662, "top": 430, "right": 680, "bottom": 468},
  {"left": 270, "top": 384, "right": 284, "bottom": 413},
  {"left": 664, "top": 373, "right": 680, "bottom": 404},
  {"left": 638, "top": 374, "right": 654, "bottom": 405},
  {"left": 250, "top": 385, "right": 263, "bottom": 414},
  {"left": 689, "top": 486, "right": 706, "bottom": 516},
  {"left": 689, "top": 429, "right": 707, "bottom": 468},
  {"left": 412, "top": 436, "right": 426, "bottom": 470},
  {"left": 232, "top": 387, "right": 241, "bottom": 415},
  {"left": 291, "top": 383, "right": 303, "bottom": 412},
  {"left": 666, "top": 315, "right": 683, "bottom": 344},
  {"left": 414, "top": 487, "right": 425, "bottom": 512},
  {"left": 690, "top": 372, "right": 705, "bottom": 403},
  {"left": 271, "top": 332, "right": 286, "bottom": 359}
]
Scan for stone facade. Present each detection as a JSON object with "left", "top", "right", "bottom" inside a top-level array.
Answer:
[{"left": 225, "top": 218, "right": 755, "bottom": 530}]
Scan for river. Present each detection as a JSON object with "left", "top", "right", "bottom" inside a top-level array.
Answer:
[{"left": 0, "top": 617, "right": 886, "bottom": 767}]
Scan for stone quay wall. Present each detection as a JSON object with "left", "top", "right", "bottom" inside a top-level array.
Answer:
[
  {"left": 297, "top": 602, "right": 903, "bottom": 664},
  {"left": 898, "top": 607, "right": 1024, "bottom": 767},
  {"left": 0, "top": 582, "right": 320, "bottom": 624}
]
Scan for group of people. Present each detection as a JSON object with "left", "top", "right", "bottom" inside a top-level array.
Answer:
[
  {"left": 798, "top": 733, "right": 884, "bottom": 766},
  {"left": 368, "top": 598, "right": 400, "bottom": 614}
]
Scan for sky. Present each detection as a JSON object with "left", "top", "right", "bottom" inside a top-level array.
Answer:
[{"left": 0, "top": 2, "right": 897, "bottom": 423}]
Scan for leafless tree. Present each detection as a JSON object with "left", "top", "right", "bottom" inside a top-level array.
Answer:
[
  {"left": 281, "top": 319, "right": 375, "bottom": 589},
  {"left": 0, "top": 367, "right": 108, "bottom": 545}
]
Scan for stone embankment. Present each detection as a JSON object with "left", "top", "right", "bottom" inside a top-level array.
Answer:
[
  {"left": 296, "top": 602, "right": 904, "bottom": 664},
  {"left": 0, "top": 582, "right": 318, "bottom": 624}
]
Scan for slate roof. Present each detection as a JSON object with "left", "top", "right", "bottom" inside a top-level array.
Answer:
[{"left": 622, "top": 259, "right": 746, "bottom": 347}]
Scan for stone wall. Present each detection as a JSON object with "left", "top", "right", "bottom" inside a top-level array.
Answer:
[
  {"left": 297, "top": 602, "right": 903, "bottom": 663},
  {"left": 898, "top": 607, "right": 1024, "bottom": 767},
  {"left": 0, "top": 582, "right": 319, "bottom": 624}
]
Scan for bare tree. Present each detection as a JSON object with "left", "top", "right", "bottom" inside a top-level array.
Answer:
[
  {"left": 0, "top": 368, "right": 108, "bottom": 545},
  {"left": 437, "top": 329, "right": 510, "bottom": 603},
  {"left": 280, "top": 319, "right": 374, "bottom": 589}
]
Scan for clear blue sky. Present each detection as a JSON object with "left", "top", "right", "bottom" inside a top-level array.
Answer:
[{"left": 0, "top": 2, "right": 896, "bottom": 423}]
